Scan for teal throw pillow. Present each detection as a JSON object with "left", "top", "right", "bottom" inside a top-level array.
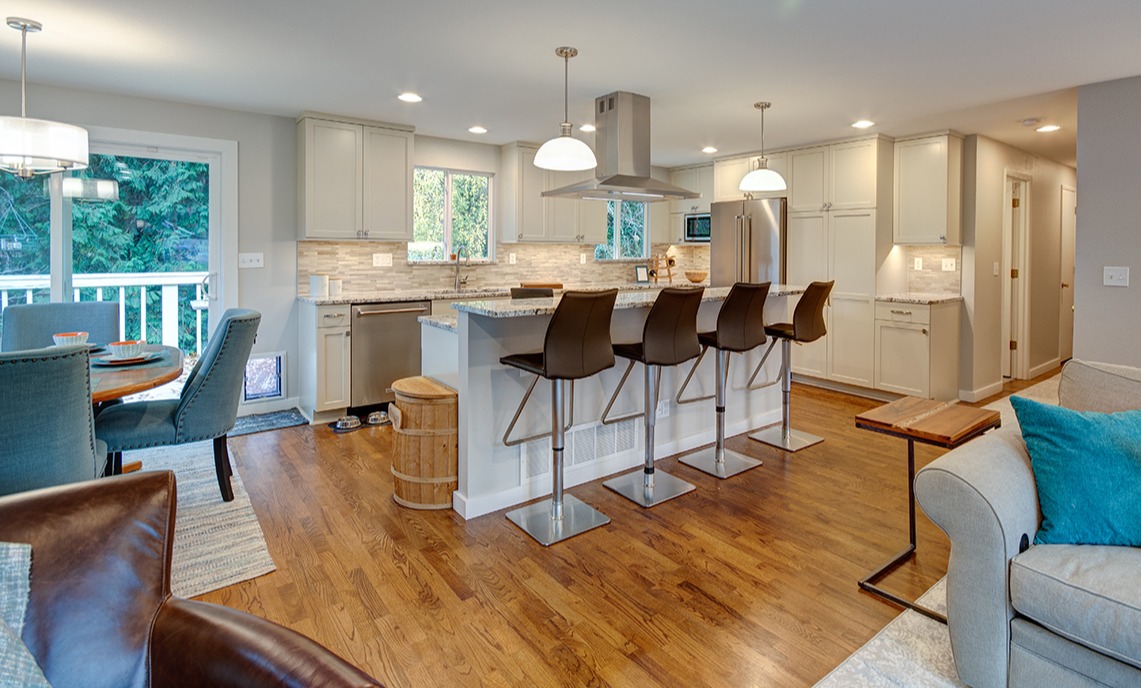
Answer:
[{"left": 1011, "top": 396, "right": 1141, "bottom": 546}]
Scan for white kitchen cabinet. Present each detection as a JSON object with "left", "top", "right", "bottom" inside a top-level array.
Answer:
[
  {"left": 669, "top": 164, "right": 714, "bottom": 214},
  {"left": 789, "top": 137, "right": 888, "bottom": 213},
  {"left": 300, "top": 303, "right": 352, "bottom": 422},
  {"left": 789, "top": 146, "right": 829, "bottom": 213},
  {"left": 894, "top": 133, "right": 963, "bottom": 245},
  {"left": 499, "top": 142, "right": 607, "bottom": 244},
  {"left": 713, "top": 153, "right": 788, "bottom": 203},
  {"left": 546, "top": 170, "right": 580, "bottom": 243},
  {"left": 297, "top": 115, "right": 414, "bottom": 240},
  {"left": 874, "top": 300, "right": 960, "bottom": 400}
]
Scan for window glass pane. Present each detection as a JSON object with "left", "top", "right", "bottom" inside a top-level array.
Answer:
[
  {"left": 0, "top": 176, "right": 52, "bottom": 318},
  {"left": 411, "top": 168, "right": 446, "bottom": 261},
  {"left": 451, "top": 173, "right": 489, "bottom": 260},
  {"left": 620, "top": 201, "right": 646, "bottom": 258}
]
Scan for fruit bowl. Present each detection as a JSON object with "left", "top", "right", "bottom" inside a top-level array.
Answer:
[{"left": 684, "top": 270, "right": 708, "bottom": 284}]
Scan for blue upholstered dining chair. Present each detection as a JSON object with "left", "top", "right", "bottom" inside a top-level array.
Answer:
[
  {"left": 1, "top": 301, "right": 121, "bottom": 351},
  {"left": 94, "top": 309, "right": 261, "bottom": 502},
  {"left": 0, "top": 345, "right": 106, "bottom": 496}
]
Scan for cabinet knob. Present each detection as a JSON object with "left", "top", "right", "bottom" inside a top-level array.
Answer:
[
  {"left": 939, "top": 234, "right": 946, "bottom": 242},
  {"left": 922, "top": 328, "right": 928, "bottom": 335}
]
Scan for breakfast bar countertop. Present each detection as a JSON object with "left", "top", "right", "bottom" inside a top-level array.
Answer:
[{"left": 298, "top": 280, "right": 704, "bottom": 306}]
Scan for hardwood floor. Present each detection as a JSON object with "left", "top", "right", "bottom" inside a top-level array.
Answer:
[{"left": 201, "top": 373, "right": 1054, "bottom": 686}]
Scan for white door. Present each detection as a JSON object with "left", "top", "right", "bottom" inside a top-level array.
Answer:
[{"left": 1060, "top": 186, "right": 1077, "bottom": 362}]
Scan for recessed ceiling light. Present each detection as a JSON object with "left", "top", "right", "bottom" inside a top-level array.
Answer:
[
  {"left": 1020, "top": 117, "right": 1042, "bottom": 127},
  {"left": 851, "top": 120, "right": 875, "bottom": 129},
  {"left": 1036, "top": 124, "right": 1061, "bottom": 133},
  {"left": 579, "top": 123, "right": 596, "bottom": 133},
  {"left": 397, "top": 92, "right": 423, "bottom": 103},
  {"left": 468, "top": 126, "right": 487, "bottom": 134},
  {"left": 702, "top": 146, "right": 718, "bottom": 154}
]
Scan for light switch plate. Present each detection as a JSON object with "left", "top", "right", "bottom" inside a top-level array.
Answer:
[
  {"left": 993, "top": 262, "right": 1000, "bottom": 277},
  {"left": 373, "top": 253, "right": 393, "bottom": 267},
  {"left": 508, "top": 252, "right": 517, "bottom": 265},
  {"left": 913, "top": 258, "right": 923, "bottom": 270},
  {"left": 238, "top": 252, "right": 263, "bottom": 268},
  {"left": 1104, "top": 266, "right": 1130, "bottom": 287},
  {"left": 942, "top": 258, "right": 956, "bottom": 272}
]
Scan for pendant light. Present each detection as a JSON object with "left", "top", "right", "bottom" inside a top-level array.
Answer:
[
  {"left": 0, "top": 17, "right": 89, "bottom": 179},
  {"left": 534, "top": 47, "right": 597, "bottom": 172},
  {"left": 739, "top": 101, "right": 786, "bottom": 193}
]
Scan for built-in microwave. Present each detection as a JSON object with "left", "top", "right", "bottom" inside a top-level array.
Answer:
[{"left": 683, "top": 213, "right": 711, "bottom": 242}]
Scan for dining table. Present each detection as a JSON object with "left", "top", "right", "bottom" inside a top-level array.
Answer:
[{"left": 90, "top": 344, "right": 185, "bottom": 403}]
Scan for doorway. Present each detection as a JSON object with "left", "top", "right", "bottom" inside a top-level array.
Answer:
[
  {"left": 1059, "top": 186, "right": 1077, "bottom": 362},
  {"left": 1001, "top": 173, "right": 1031, "bottom": 379}
]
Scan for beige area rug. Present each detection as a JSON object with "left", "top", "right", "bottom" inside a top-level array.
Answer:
[
  {"left": 126, "top": 441, "right": 276, "bottom": 598},
  {"left": 815, "top": 374, "right": 1060, "bottom": 687}
]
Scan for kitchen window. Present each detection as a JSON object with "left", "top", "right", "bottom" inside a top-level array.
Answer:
[
  {"left": 409, "top": 167, "right": 492, "bottom": 262},
  {"left": 594, "top": 200, "right": 649, "bottom": 260}
]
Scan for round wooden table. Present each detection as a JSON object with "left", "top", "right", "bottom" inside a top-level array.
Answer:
[{"left": 90, "top": 345, "right": 185, "bottom": 403}]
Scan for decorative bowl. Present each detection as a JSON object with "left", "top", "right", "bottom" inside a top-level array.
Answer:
[
  {"left": 108, "top": 340, "right": 145, "bottom": 358},
  {"left": 684, "top": 270, "right": 708, "bottom": 284},
  {"left": 53, "top": 331, "right": 89, "bottom": 347}
]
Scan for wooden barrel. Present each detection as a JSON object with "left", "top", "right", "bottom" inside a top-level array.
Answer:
[{"left": 389, "top": 376, "right": 458, "bottom": 510}]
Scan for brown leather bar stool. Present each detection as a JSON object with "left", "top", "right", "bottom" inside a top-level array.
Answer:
[
  {"left": 675, "top": 282, "right": 771, "bottom": 478},
  {"left": 500, "top": 289, "right": 618, "bottom": 545},
  {"left": 600, "top": 287, "right": 704, "bottom": 507},
  {"left": 750, "top": 280, "right": 834, "bottom": 451}
]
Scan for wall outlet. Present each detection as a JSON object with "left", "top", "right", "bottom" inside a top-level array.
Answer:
[
  {"left": 1103, "top": 266, "right": 1130, "bottom": 287},
  {"left": 580, "top": 253, "right": 587, "bottom": 264},
  {"left": 913, "top": 257, "right": 923, "bottom": 270},
  {"left": 656, "top": 400, "right": 670, "bottom": 418},
  {"left": 238, "top": 252, "right": 263, "bottom": 268},
  {"left": 373, "top": 253, "right": 393, "bottom": 267},
  {"left": 942, "top": 258, "right": 956, "bottom": 272},
  {"left": 508, "top": 252, "right": 517, "bottom": 265}
]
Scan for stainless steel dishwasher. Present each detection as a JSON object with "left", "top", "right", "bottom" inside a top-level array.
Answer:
[{"left": 350, "top": 301, "right": 430, "bottom": 406}]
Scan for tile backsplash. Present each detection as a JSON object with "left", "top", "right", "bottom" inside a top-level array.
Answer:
[
  {"left": 905, "top": 246, "right": 961, "bottom": 294},
  {"left": 297, "top": 241, "right": 711, "bottom": 294}
]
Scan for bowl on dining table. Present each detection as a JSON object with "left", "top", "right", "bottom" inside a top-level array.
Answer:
[
  {"left": 108, "top": 340, "right": 146, "bottom": 359},
  {"left": 53, "top": 331, "right": 89, "bottom": 347}
]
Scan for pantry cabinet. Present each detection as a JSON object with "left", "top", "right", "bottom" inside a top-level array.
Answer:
[
  {"left": 894, "top": 133, "right": 963, "bottom": 244},
  {"left": 874, "top": 300, "right": 960, "bottom": 400},
  {"left": 297, "top": 114, "right": 414, "bottom": 240}
]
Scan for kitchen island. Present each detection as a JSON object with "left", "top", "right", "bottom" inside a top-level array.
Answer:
[{"left": 420, "top": 285, "right": 805, "bottom": 519}]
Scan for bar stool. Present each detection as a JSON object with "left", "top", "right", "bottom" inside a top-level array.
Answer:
[
  {"left": 675, "top": 282, "right": 771, "bottom": 478},
  {"left": 500, "top": 289, "right": 618, "bottom": 546},
  {"left": 600, "top": 287, "right": 704, "bottom": 507},
  {"left": 750, "top": 280, "right": 834, "bottom": 452}
]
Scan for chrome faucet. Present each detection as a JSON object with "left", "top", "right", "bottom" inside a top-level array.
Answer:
[{"left": 453, "top": 246, "right": 469, "bottom": 291}]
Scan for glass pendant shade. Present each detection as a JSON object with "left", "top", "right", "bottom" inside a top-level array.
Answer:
[
  {"left": 0, "top": 116, "right": 89, "bottom": 178},
  {"left": 739, "top": 159, "right": 787, "bottom": 192},
  {"left": 535, "top": 126, "right": 597, "bottom": 171},
  {"left": 61, "top": 177, "right": 118, "bottom": 201}
]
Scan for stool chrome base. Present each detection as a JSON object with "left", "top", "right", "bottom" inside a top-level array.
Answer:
[
  {"left": 603, "top": 470, "right": 695, "bottom": 507},
  {"left": 749, "top": 425, "right": 824, "bottom": 452},
  {"left": 506, "top": 495, "right": 610, "bottom": 546},
  {"left": 679, "top": 445, "right": 763, "bottom": 479}
]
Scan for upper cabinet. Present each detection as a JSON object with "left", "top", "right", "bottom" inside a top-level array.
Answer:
[
  {"left": 713, "top": 153, "right": 787, "bottom": 203},
  {"left": 297, "top": 114, "right": 414, "bottom": 241},
  {"left": 789, "top": 138, "right": 890, "bottom": 213},
  {"left": 669, "top": 164, "right": 714, "bottom": 214},
  {"left": 894, "top": 133, "right": 963, "bottom": 245},
  {"left": 499, "top": 142, "right": 607, "bottom": 244}
]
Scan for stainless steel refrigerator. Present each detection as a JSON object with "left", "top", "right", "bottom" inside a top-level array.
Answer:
[{"left": 709, "top": 198, "right": 786, "bottom": 287}]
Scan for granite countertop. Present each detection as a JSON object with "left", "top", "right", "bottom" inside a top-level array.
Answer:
[
  {"left": 298, "top": 280, "right": 709, "bottom": 306},
  {"left": 876, "top": 293, "right": 964, "bottom": 305}
]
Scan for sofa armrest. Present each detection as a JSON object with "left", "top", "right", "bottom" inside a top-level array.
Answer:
[
  {"left": 915, "top": 427, "right": 1040, "bottom": 688},
  {"left": 151, "top": 598, "right": 381, "bottom": 687}
]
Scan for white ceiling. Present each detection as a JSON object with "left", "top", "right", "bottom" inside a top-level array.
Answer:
[{"left": 4, "top": 1, "right": 1140, "bottom": 169}]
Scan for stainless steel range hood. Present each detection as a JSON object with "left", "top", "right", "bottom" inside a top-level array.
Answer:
[{"left": 542, "top": 91, "right": 699, "bottom": 202}]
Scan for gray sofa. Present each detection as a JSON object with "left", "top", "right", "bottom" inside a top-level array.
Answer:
[{"left": 915, "top": 360, "right": 1141, "bottom": 688}]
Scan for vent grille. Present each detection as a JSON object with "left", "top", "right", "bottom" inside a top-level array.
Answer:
[{"left": 520, "top": 418, "right": 640, "bottom": 480}]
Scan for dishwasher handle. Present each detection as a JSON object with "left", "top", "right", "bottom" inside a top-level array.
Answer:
[{"left": 355, "top": 306, "right": 429, "bottom": 317}]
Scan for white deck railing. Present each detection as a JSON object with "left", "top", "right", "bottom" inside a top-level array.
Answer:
[{"left": 0, "top": 272, "right": 210, "bottom": 355}]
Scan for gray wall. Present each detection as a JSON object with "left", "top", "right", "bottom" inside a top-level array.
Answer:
[
  {"left": 0, "top": 78, "right": 300, "bottom": 400},
  {"left": 1075, "top": 76, "right": 1141, "bottom": 366}
]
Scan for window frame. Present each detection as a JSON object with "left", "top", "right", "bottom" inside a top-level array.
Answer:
[
  {"left": 409, "top": 166, "right": 495, "bottom": 264},
  {"left": 594, "top": 199, "right": 650, "bottom": 262}
]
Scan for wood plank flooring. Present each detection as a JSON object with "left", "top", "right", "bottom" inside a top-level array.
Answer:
[{"left": 201, "top": 374, "right": 1053, "bottom": 686}]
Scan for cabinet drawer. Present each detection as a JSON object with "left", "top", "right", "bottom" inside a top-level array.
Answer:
[
  {"left": 875, "top": 302, "right": 930, "bottom": 325},
  {"left": 317, "top": 305, "right": 351, "bottom": 328}
]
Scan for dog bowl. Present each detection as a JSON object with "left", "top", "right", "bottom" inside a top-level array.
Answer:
[{"left": 53, "top": 331, "right": 89, "bottom": 347}]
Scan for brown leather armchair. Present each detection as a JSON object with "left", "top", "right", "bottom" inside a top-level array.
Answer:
[{"left": 0, "top": 471, "right": 382, "bottom": 688}]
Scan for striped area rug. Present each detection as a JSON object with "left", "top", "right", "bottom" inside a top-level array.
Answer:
[{"left": 126, "top": 441, "right": 276, "bottom": 599}]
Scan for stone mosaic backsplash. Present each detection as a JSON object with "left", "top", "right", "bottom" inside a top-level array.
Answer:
[
  {"left": 906, "top": 246, "right": 961, "bottom": 295},
  {"left": 297, "top": 240, "right": 711, "bottom": 294}
]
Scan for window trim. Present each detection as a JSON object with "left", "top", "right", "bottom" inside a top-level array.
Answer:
[{"left": 409, "top": 166, "right": 495, "bottom": 264}]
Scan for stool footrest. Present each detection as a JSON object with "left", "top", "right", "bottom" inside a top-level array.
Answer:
[
  {"left": 603, "top": 469, "right": 695, "bottom": 507},
  {"left": 679, "top": 445, "right": 763, "bottom": 479},
  {"left": 749, "top": 425, "right": 823, "bottom": 452},
  {"left": 506, "top": 495, "right": 609, "bottom": 546}
]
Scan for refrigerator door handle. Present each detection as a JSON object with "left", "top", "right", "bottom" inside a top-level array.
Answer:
[
  {"left": 735, "top": 214, "right": 745, "bottom": 282},
  {"left": 744, "top": 214, "right": 754, "bottom": 281}
]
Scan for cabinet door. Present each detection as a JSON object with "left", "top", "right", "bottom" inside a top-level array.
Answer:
[
  {"left": 669, "top": 167, "right": 697, "bottom": 214},
  {"left": 545, "top": 170, "right": 580, "bottom": 242},
  {"left": 789, "top": 146, "right": 828, "bottom": 213},
  {"left": 363, "top": 126, "right": 413, "bottom": 240},
  {"left": 830, "top": 139, "right": 877, "bottom": 210},
  {"left": 787, "top": 211, "right": 828, "bottom": 377},
  {"left": 829, "top": 295, "right": 874, "bottom": 386},
  {"left": 874, "top": 320, "right": 930, "bottom": 397},
  {"left": 316, "top": 327, "right": 351, "bottom": 411},
  {"left": 895, "top": 136, "right": 954, "bottom": 244},
  {"left": 713, "top": 157, "right": 750, "bottom": 202},
  {"left": 692, "top": 164, "right": 714, "bottom": 213},
  {"left": 517, "top": 148, "right": 547, "bottom": 241},
  {"left": 302, "top": 119, "right": 362, "bottom": 239},
  {"left": 578, "top": 198, "right": 609, "bottom": 244},
  {"left": 829, "top": 210, "right": 876, "bottom": 295}
]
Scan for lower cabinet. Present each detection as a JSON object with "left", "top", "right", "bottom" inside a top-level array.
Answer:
[
  {"left": 874, "top": 301, "right": 960, "bottom": 400},
  {"left": 300, "top": 303, "right": 352, "bottom": 421}
]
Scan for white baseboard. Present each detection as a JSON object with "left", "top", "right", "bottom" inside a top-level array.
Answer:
[
  {"left": 237, "top": 395, "right": 299, "bottom": 417},
  {"left": 958, "top": 381, "right": 1003, "bottom": 403},
  {"left": 1029, "top": 358, "right": 1061, "bottom": 379}
]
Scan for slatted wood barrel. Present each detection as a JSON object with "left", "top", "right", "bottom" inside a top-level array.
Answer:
[{"left": 389, "top": 376, "right": 458, "bottom": 510}]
